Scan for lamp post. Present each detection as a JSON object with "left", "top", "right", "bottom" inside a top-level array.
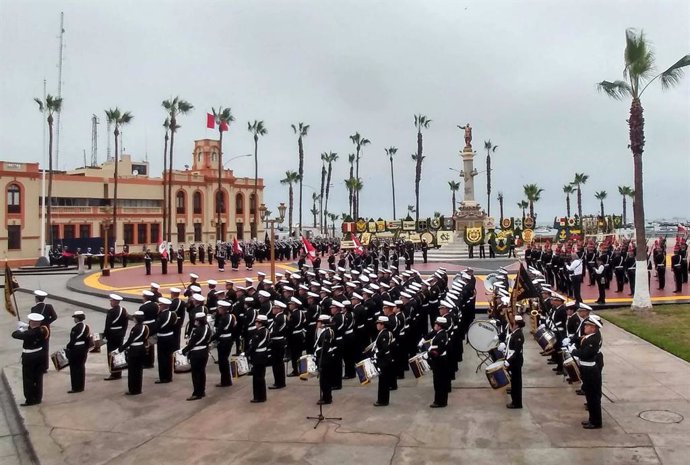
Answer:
[
  {"left": 101, "top": 206, "right": 113, "bottom": 276},
  {"left": 260, "top": 202, "right": 286, "bottom": 282}
]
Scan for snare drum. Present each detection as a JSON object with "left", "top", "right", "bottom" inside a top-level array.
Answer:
[
  {"left": 355, "top": 357, "right": 379, "bottom": 385},
  {"left": 408, "top": 353, "right": 430, "bottom": 379},
  {"left": 485, "top": 361, "right": 511, "bottom": 389},
  {"left": 90, "top": 332, "right": 105, "bottom": 353},
  {"left": 231, "top": 355, "right": 250, "bottom": 377},
  {"left": 534, "top": 325, "right": 557, "bottom": 352},
  {"left": 109, "top": 350, "right": 128, "bottom": 372},
  {"left": 488, "top": 347, "right": 505, "bottom": 362},
  {"left": 51, "top": 349, "right": 70, "bottom": 371},
  {"left": 563, "top": 356, "right": 581, "bottom": 383},
  {"left": 173, "top": 350, "right": 191, "bottom": 373},
  {"left": 298, "top": 354, "right": 318, "bottom": 380}
]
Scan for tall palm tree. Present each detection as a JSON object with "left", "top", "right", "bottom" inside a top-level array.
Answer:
[
  {"left": 407, "top": 205, "right": 416, "bottom": 218},
  {"left": 618, "top": 185, "right": 634, "bottom": 225},
  {"left": 598, "top": 29, "right": 688, "bottom": 310},
  {"left": 483, "top": 140, "right": 498, "bottom": 216},
  {"left": 413, "top": 114, "right": 432, "bottom": 222},
  {"left": 385, "top": 146, "right": 398, "bottom": 219},
  {"left": 517, "top": 200, "right": 529, "bottom": 220},
  {"left": 594, "top": 191, "right": 608, "bottom": 217},
  {"left": 448, "top": 180, "right": 460, "bottom": 216},
  {"left": 346, "top": 153, "right": 355, "bottom": 217},
  {"left": 351, "top": 178, "right": 363, "bottom": 219},
  {"left": 319, "top": 154, "right": 327, "bottom": 233},
  {"left": 291, "top": 123, "right": 310, "bottom": 235},
  {"left": 311, "top": 192, "right": 320, "bottom": 227},
  {"left": 161, "top": 118, "right": 170, "bottom": 244},
  {"left": 327, "top": 213, "right": 339, "bottom": 237},
  {"left": 523, "top": 184, "right": 544, "bottom": 219},
  {"left": 209, "top": 107, "right": 234, "bottom": 241},
  {"left": 280, "top": 171, "right": 301, "bottom": 236},
  {"left": 248, "top": 120, "right": 267, "bottom": 238},
  {"left": 162, "top": 97, "right": 193, "bottom": 242},
  {"left": 572, "top": 172, "right": 589, "bottom": 220},
  {"left": 104, "top": 108, "right": 134, "bottom": 249},
  {"left": 34, "top": 94, "right": 62, "bottom": 249},
  {"left": 349, "top": 132, "right": 370, "bottom": 218},
  {"left": 563, "top": 184, "right": 575, "bottom": 217},
  {"left": 497, "top": 192, "right": 504, "bottom": 222},
  {"left": 322, "top": 152, "right": 338, "bottom": 229}
]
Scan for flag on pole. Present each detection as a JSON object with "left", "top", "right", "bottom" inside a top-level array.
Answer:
[
  {"left": 352, "top": 235, "right": 364, "bottom": 256},
  {"left": 158, "top": 241, "right": 168, "bottom": 259},
  {"left": 510, "top": 263, "right": 540, "bottom": 306},
  {"left": 206, "top": 113, "right": 215, "bottom": 129},
  {"left": 233, "top": 237, "right": 242, "bottom": 255},
  {"left": 4, "top": 263, "right": 19, "bottom": 317},
  {"left": 301, "top": 236, "right": 317, "bottom": 262}
]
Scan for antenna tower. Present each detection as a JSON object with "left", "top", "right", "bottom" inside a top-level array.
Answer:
[
  {"left": 91, "top": 114, "right": 99, "bottom": 166},
  {"left": 55, "top": 12, "right": 65, "bottom": 169}
]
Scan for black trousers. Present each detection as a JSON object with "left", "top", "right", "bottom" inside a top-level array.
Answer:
[
  {"left": 508, "top": 357, "right": 523, "bottom": 407},
  {"left": 288, "top": 333, "right": 305, "bottom": 374},
  {"left": 657, "top": 267, "right": 666, "bottom": 289},
  {"left": 377, "top": 364, "right": 393, "bottom": 405},
  {"left": 582, "top": 366, "right": 602, "bottom": 426},
  {"left": 614, "top": 271, "right": 625, "bottom": 292},
  {"left": 673, "top": 269, "right": 683, "bottom": 292},
  {"left": 343, "top": 334, "right": 357, "bottom": 378},
  {"left": 217, "top": 339, "right": 233, "bottom": 386},
  {"left": 252, "top": 363, "right": 267, "bottom": 401},
  {"left": 145, "top": 337, "right": 155, "bottom": 368},
  {"left": 305, "top": 325, "right": 316, "bottom": 355},
  {"left": 271, "top": 342, "right": 286, "bottom": 387},
  {"left": 627, "top": 272, "right": 635, "bottom": 295},
  {"left": 432, "top": 358, "right": 449, "bottom": 406},
  {"left": 157, "top": 337, "right": 175, "bottom": 382},
  {"left": 127, "top": 348, "right": 145, "bottom": 394},
  {"left": 67, "top": 347, "right": 88, "bottom": 392},
  {"left": 331, "top": 346, "right": 343, "bottom": 389},
  {"left": 145, "top": 261, "right": 151, "bottom": 275},
  {"left": 597, "top": 281, "right": 606, "bottom": 303},
  {"left": 22, "top": 352, "right": 45, "bottom": 404},
  {"left": 572, "top": 275, "right": 582, "bottom": 303},
  {"left": 217, "top": 258, "right": 225, "bottom": 270},
  {"left": 161, "top": 259, "right": 168, "bottom": 275},
  {"left": 177, "top": 259, "right": 183, "bottom": 274},
  {"left": 42, "top": 331, "right": 51, "bottom": 372},
  {"left": 189, "top": 350, "right": 209, "bottom": 397}
]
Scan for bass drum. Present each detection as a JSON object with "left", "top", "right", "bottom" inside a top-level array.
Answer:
[
  {"left": 421, "top": 231, "right": 435, "bottom": 246},
  {"left": 467, "top": 320, "right": 500, "bottom": 353}
]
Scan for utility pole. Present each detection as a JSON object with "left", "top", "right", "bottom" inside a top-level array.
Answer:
[
  {"left": 55, "top": 12, "right": 65, "bottom": 169},
  {"left": 91, "top": 114, "right": 99, "bottom": 166}
]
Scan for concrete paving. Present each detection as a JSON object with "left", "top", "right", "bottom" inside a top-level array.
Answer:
[{"left": 2, "top": 275, "right": 690, "bottom": 464}]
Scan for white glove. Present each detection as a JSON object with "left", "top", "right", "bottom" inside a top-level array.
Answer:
[
  {"left": 562, "top": 337, "right": 571, "bottom": 347},
  {"left": 418, "top": 338, "right": 425, "bottom": 348},
  {"left": 111, "top": 349, "right": 120, "bottom": 355},
  {"left": 504, "top": 360, "right": 510, "bottom": 368},
  {"left": 497, "top": 342, "right": 506, "bottom": 353},
  {"left": 422, "top": 352, "right": 429, "bottom": 360},
  {"left": 568, "top": 344, "right": 576, "bottom": 352},
  {"left": 240, "top": 352, "right": 245, "bottom": 357},
  {"left": 16, "top": 321, "right": 28, "bottom": 332}
]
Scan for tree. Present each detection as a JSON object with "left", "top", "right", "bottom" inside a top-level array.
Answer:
[
  {"left": 572, "top": 172, "right": 589, "bottom": 220},
  {"left": 310, "top": 192, "right": 320, "bottom": 228},
  {"left": 248, "top": 120, "right": 267, "bottom": 238},
  {"left": 291, "top": 123, "right": 310, "bottom": 236},
  {"left": 517, "top": 200, "right": 529, "bottom": 220},
  {"left": 34, "top": 94, "right": 62, "bottom": 249},
  {"left": 161, "top": 118, "right": 170, "bottom": 244},
  {"left": 209, "top": 107, "right": 234, "bottom": 242},
  {"left": 280, "top": 171, "right": 301, "bottom": 236},
  {"left": 598, "top": 29, "right": 689, "bottom": 310},
  {"left": 344, "top": 177, "right": 363, "bottom": 218},
  {"left": 413, "top": 114, "right": 431, "bottom": 221},
  {"left": 350, "top": 132, "right": 370, "bottom": 218},
  {"left": 523, "top": 183, "right": 543, "bottom": 219},
  {"left": 327, "top": 213, "right": 339, "bottom": 236},
  {"left": 385, "top": 146, "right": 398, "bottom": 219},
  {"left": 448, "top": 181, "right": 460, "bottom": 216},
  {"left": 319, "top": 154, "right": 327, "bottom": 233},
  {"left": 162, "top": 97, "right": 193, "bottom": 242},
  {"left": 322, "top": 152, "right": 338, "bottom": 234},
  {"left": 407, "top": 205, "right": 416, "bottom": 217},
  {"left": 345, "top": 153, "right": 355, "bottom": 218},
  {"left": 563, "top": 184, "right": 575, "bottom": 217},
  {"left": 594, "top": 191, "right": 608, "bottom": 217},
  {"left": 104, "top": 108, "right": 134, "bottom": 248},
  {"left": 618, "top": 185, "right": 634, "bottom": 225},
  {"left": 483, "top": 140, "right": 498, "bottom": 216},
  {"left": 497, "top": 192, "right": 505, "bottom": 222}
]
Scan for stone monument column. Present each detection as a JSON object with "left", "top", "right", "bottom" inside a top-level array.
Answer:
[
  {"left": 454, "top": 123, "right": 486, "bottom": 233},
  {"left": 461, "top": 147, "right": 477, "bottom": 206}
]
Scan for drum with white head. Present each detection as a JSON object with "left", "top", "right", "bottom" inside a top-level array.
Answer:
[{"left": 467, "top": 320, "right": 500, "bottom": 352}]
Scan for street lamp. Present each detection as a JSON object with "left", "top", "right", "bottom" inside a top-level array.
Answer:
[
  {"left": 260, "top": 202, "right": 286, "bottom": 282},
  {"left": 223, "top": 153, "right": 252, "bottom": 168}
]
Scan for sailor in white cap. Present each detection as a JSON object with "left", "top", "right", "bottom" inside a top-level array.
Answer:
[
  {"left": 206, "top": 279, "right": 219, "bottom": 312},
  {"left": 167, "top": 288, "right": 185, "bottom": 350},
  {"left": 428, "top": 316, "right": 450, "bottom": 408},
  {"left": 570, "top": 315, "right": 604, "bottom": 429},
  {"left": 268, "top": 301, "right": 289, "bottom": 389},
  {"left": 184, "top": 274, "right": 200, "bottom": 298},
  {"left": 247, "top": 314, "right": 270, "bottom": 403},
  {"left": 314, "top": 314, "right": 335, "bottom": 404},
  {"left": 373, "top": 315, "right": 394, "bottom": 407},
  {"left": 548, "top": 293, "right": 568, "bottom": 374},
  {"left": 181, "top": 312, "right": 211, "bottom": 400},
  {"left": 286, "top": 297, "right": 307, "bottom": 377},
  {"left": 140, "top": 290, "right": 160, "bottom": 369},
  {"left": 65, "top": 310, "right": 91, "bottom": 393},
  {"left": 505, "top": 314, "right": 525, "bottom": 410},
  {"left": 211, "top": 300, "right": 235, "bottom": 387},
  {"left": 119, "top": 310, "right": 149, "bottom": 395},
  {"left": 186, "top": 294, "right": 207, "bottom": 338},
  {"left": 11, "top": 313, "right": 49, "bottom": 405},
  {"left": 153, "top": 297, "right": 177, "bottom": 384},
  {"left": 103, "top": 294, "right": 128, "bottom": 380},
  {"left": 31, "top": 290, "right": 57, "bottom": 372}
]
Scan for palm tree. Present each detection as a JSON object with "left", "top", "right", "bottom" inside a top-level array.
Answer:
[
  {"left": 598, "top": 29, "right": 688, "bottom": 310},
  {"left": 162, "top": 97, "right": 193, "bottom": 242},
  {"left": 351, "top": 178, "right": 363, "bottom": 219},
  {"left": 497, "top": 192, "right": 505, "bottom": 223},
  {"left": 310, "top": 192, "right": 320, "bottom": 227},
  {"left": 572, "top": 172, "right": 589, "bottom": 220},
  {"left": 346, "top": 153, "right": 355, "bottom": 218},
  {"left": 483, "top": 140, "right": 498, "bottom": 216},
  {"left": 319, "top": 154, "right": 327, "bottom": 233},
  {"left": 594, "top": 191, "right": 608, "bottom": 217},
  {"left": 523, "top": 184, "right": 544, "bottom": 219},
  {"left": 209, "top": 107, "right": 234, "bottom": 241},
  {"left": 291, "top": 123, "right": 310, "bottom": 235},
  {"left": 407, "top": 205, "right": 416, "bottom": 217},
  {"left": 327, "top": 213, "right": 339, "bottom": 237},
  {"left": 34, "top": 94, "right": 62, "bottom": 249},
  {"left": 517, "top": 200, "right": 529, "bottom": 220},
  {"left": 618, "top": 185, "right": 634, "bottom": 225},
  {"left": 161, "top": 118, "right": 170, "bottom": 244},
  {"left": 322, "top": 152, "right": 338, "bottom": 230},
  {"left": 385, "top": 146, "right": 398, "bottom": 219},
  {"left": 349, "top": 132, "right": 370, "bottom": 218},
  {"left": 344, "top": 177, "right": 357, "bottom": 217},
  {"left": 563, "top": 184, "right": 575, "bottom": 217},
  {"left": 413, "top": 114, "right": 431, "bottom": 222},
  {"left": 104, "top": 108, "right": 134, "bottom": 249},
  {"left": 280, "top": 171, "right": 301, "bottom": 236},
  {"left": 248, "top": 120, "right": 267, "bottom": 238},
  {"left": 448, "top": 181, "right": 460, "bottom": 216}
]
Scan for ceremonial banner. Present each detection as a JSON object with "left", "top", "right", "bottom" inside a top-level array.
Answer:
[
  {"left": 352, "top": 235, "right": 364, "bottom": 256},
  {"left": 376, "top": 220, "right": 386, "bottom": 232},
  {"left": 417, "top": 220, "right": 427, "bottom": 231},
  {"left": 522, "top": 229, "right": 534, "bottom": 244},
  {"left": 356, "top": 219, "right": 367, "bottom": 233},
  {"left": 491, "top": 230, "right": 510, "bottom": 255},
  {"left": 429, "top": 217, "right": 441, "bottom": 230},
  {"left": 510, "top": 264, "right": 541, "bottom": 304},
  {"left": 340, "top": 240, "right": 356, "bottom": 249},
  {"left": 301, "top": 236, "right": 316, "bottom": 262},
  {"left": 387, "top": 220, "right": 401, "bottom": 230},
  {"left": 342, "top": 222, "right": 356, "bottom": 233},
  {"left": 409, "top": 234, "right": 421, "bottom": 243},
  {"left": 421, "top": 231, "right": 434, "bottom": 245},
  {"left": 437, "top": 231, "right": 453, "bottom": 245},
  {"left": 523, "top": 216, "right": 535, "bottom": 229},
  {"left": 443, "top": 217, "right": 455, "bottom": 230},
  {"left": 402, "top": 220, "right": 416, "bottom": 231},
  {"left": 4, "top": 263, "right": 19, "bottom": 317},
  {"left": 367, "top": 221, "right": 377, "bottom": 233},
  {"left": 360, "top": 232, "right": 371, "bottom": 245},
  {"left": 464, "top": 227, "right": 484, "bottom": 246},
  {"left": 501, "top": 217, "right": 513, "bottom": 230},
  {"left": 514, "top": 218, "right": 523, "bottom": 229}
]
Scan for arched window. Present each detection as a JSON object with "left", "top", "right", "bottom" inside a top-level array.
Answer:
[
  {"left": 197, "top": 151, "right": 202, "bottom": 163},
  {"left": 215, "top": 190, "right": 226, "bottom": 214},
  {"left": 7, "top": 184, "right": 20, "bottom": 214},
  {"left": 249, "top": 193, "right": 256, "bottom": 214},
  {"left": 176, "top": 190, "right": 186, "bottom": 214},
  {"left": 235, "top": 193, "right": 244, "bottom": 215},
  {"left": 211, "top": 151, "right": 217, "bottom": 163},
  {"left": 193, "top": 191, "right": 202, "bottom": 214}
]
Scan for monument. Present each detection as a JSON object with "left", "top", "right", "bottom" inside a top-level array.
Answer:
[{"left": 454, "top": 123, "right": 487, "bottom": 232}]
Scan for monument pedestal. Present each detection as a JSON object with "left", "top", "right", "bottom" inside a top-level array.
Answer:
[{"left": 454, "top": 144, "right": 487, "bottom": 233}]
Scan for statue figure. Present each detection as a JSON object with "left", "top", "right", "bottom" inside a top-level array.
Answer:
[{"left": 458, "top": 123, "right": 472, "bottom": 148}]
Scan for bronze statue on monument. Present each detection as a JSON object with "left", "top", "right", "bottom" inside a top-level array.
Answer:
[{"left": 457, "top": 123, "right": 472, "bottom": 149}]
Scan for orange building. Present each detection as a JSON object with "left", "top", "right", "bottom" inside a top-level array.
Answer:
[{"left": 1, "top": 139, "right": 264, "bottom": 265}]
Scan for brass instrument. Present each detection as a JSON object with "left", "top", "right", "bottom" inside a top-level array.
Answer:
[{"left": 529, "top": 309, "right": 540, "bottom": 334}]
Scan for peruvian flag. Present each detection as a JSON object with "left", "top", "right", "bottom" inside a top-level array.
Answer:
[
  {"left": 206, "top": 113, "right": 229, "bottom": 132},
  {"left": 232, "top": 237, "right": 242, "bottom": 255},
  {"left": 301, "top": 236, "right": 317, "bottom": 262},
  {"left": 352, "top": 235, "right": 364, "bottom": 256},
  {"left": 158, "top": 241, "right": 168, "bottom": 259}
]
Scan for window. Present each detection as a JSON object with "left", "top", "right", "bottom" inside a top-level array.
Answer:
[
  {"left": 235, "top": 193, "right": 244, "bottom": 215},
  {"left": 211, "top": 151, "right": 217, "bottom": 163},
  {"left": 151, "top": 223, "right": 160, "bottom": 243},
  {"left": 249, "top": 193, "right": 256, "bottom": 214},
  {"left": 79, "top": 224, "right": 91, "bottom": 238},
  {"left": 63, "top": 225, "right": 75, "bottom": 240},
  {"left": 7, "top": 184, "right": 20, "bottom": 214},
  {"left": 215, "top": 191, "right": 226, "bottom": 213},
  {"left": 137, "top": 224, "right": 147, "bottom": 244},
  {"left": 51, "top": 225, "right": 60, "bottom": 242},
  {"left": 193, "top": 191, "right": 202, "bottom": 214},
  {"left": 177, "top": 223, "right": 185, "bottom": 243},
  {"left": 176, "top": 191, "right": 186, "bottom": 214},
  {"left": 7, "top": 225, "right": 21, "bottom": 249},
  {"left": 236, "top": 222, "right": 244, "bottom": 241},
  {"left": 197, "top": 151, "right": 202, "bottom": 163},
  {"left": 194, "top": 223, "right": 202, "bottom": 242},
  {"left": 123, "top": 224, "right": 134, "bottom": 245}
]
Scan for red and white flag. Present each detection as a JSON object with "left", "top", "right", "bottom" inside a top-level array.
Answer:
[
  {"left": 301, "top": 236, "right": 317, "bottom": 262},
  {"left": 206, "top": 113, "right": 229, "bottom": 132},
  {"left": 158, "top": 241, "right": 168, "bottom": 259},
  {"left": 352, "top": 235, "right": 364, "bottom": 256},
  {"left": 232, "top": 237, "right": 242, "bottom": 255}
]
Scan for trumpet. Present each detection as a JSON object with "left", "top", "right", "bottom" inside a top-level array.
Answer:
[{"left": 529, "top": 309, "right": 540, "bottom": 334}]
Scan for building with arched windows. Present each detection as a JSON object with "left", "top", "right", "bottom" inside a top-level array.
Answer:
[{"left": 0, "top": 139, "right": 264, "bottom": 265}]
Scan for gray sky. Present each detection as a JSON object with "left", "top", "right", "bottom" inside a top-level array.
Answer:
[{"left": 2, "top": 0, "right": 689, "bottom": 224}]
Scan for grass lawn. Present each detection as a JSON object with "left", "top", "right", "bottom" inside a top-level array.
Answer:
[{"left": 603, "top": 304, "right": 690, "bottom": 362}]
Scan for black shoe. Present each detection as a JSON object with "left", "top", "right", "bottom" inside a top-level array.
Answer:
[
  {"left": 547, "top": 360, "right": 557, "bottom": 365},
  {"left": 67, "top": 390, "right": 83, "bottom": 394},
  {"left": 332, "top": 386, "right": 342, "bottom": 390},
  {"left": 250, "top": 399, "right": 266, "bottom": 403},
  {"left": 342, "top": 375, "right": 356, "bottom": 380},
  {"left": 215, "top": 383, "right": 232, "bottom": 387},
  {"left": 373, "top": 402, "right": 388, "bottom": 407},
  {"left": 144, "top": 365, "right": 154, "bottom": 369},
  {"left": 506, "top": 403, "right": 522, "bottom": 409},
  {"left": 581, "top": 420, "right": 591, "bottom": 426},
  {"left": 155, "top": 380, "right": 171, "bottom": 384},
  {"left": 20, "top": 401, "right": 39, "bottom": 406},
  {"left": 186, "top": 395, "right": 202, "bottom": 401},
  {"left": 287, "top": 372, "right": 299, "bottom": 377},
  {"left": 268, "top": 385, "right": 285, "bottom": 390},
  {"left": 124, "top": 392, "right": 140, "bottom": 396},
  {"left": 429, "top": 403, "right": 446, "bottom": 408},
  {"left": 317, "top": 400, "right": 332, "bottom": 405},
  {"left": 583, "top": 423, "right": 602, "bottom": 429},
  {"left": 576, "top": 389, "right": 585, "bottom": 395},
  {"left": 104, "top": 376, "right": 121, "bottom": 381}
]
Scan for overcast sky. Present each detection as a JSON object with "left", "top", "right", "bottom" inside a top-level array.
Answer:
[{"left": 2, "top": 0, "right": 689, "bottom": 224}]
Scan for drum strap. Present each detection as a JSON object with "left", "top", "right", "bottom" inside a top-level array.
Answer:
[{"left": 76, "top": 322, "right": 87, "bottom": 340}]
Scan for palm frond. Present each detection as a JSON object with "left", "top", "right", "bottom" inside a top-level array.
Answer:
[
  {"left": 597, "top": 80, "right": 632, "bottom": 100},
  {"left": 659, "top": 55, "right": 690, "bottom": 90},
  {"left": 624, "top": 28, "right": 654, "bottom": 82},
  {"left": 34, "top": 98, "right": 44, "bottom": 111}
]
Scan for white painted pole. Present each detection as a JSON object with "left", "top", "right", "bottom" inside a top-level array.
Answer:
[{"left": 40, "top": 79, "right": 47, "bottom": 258}]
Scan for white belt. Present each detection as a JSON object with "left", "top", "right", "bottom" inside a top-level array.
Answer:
[
  {"left": 74, "top": 341, "right": 86, "bottom": 346},
  {"left": 272, "top": 336, "right": 285, "bottom": 340},
  {"left": 248, "top": 325, "right": 256, "bottom": 331},
  {"left": 158, "top": 332, "right": 173, "bottom": 337},
  {"left": 23, "top": 348, "right": 42, "bottom": 354},
  {"left": 292, "top": 330, "right": 304, "bottom": 334},
  {"left": 356, "top": 325, "right": 365, "bottom": 329},
  {"left": 335, "top": 336, "right": 343, "bottom": 340},
  {"left": 255, "top": 347, "right": 267, "bottom": 352},
  {"left": 219, "top": 334, "right": 233, "bottom": 338},
  {"left": 579, "top": 360, "right": 596, "bottom": 367},
  {"left": 110, "top": 326, "right": 123, "bottom": 330},
  {"left": 131, "top": 342, "right": 144, "bottom": 346},
  {"left": 345, "top": 329, "right": 354, "bottom": 334},
  {"left": 144, "top": 320, "right": 155, "bottom": 324},
  {"left": 191, "top": 345, "right": 207, "bottom": 351}
]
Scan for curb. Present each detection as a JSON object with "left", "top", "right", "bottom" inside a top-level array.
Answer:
[
  {"left": 1, "top": 368, "right": 40, "bottom": 465},
  {"left": 16, "top": 288, "right": 106, "bottom": 313}
]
